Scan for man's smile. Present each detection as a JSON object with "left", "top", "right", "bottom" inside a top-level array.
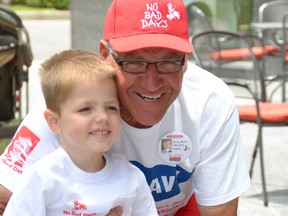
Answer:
[{"left": 137, "top": 93, "right": 162, "bottom": 102}]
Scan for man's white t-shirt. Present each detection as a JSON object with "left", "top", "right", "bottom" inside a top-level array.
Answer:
[{"left": 0, "top": 62, "right": 250, "bottom": 216}]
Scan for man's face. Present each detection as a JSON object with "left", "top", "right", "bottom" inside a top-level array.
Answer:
[{"left": 103, "top": 45, "right": 186, "bottom": 128}]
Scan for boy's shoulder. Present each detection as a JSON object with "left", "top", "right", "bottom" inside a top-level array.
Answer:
[{"left": 106, "top": 153, "right": 144, "bottom": 176}]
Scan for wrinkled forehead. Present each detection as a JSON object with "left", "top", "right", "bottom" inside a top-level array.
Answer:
[{"left": 119, "top": 47, "right": 185, "bottom": 58}]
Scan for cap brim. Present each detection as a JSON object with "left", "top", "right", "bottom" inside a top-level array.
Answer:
[{"left": 109, "top": 34, "right": 193, "bottom": 54}]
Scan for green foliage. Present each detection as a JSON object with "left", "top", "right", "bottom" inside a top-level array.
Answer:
[
  {"left": 11, "top": 0, "right": 69, "bottom": 9},
  {"left": 0, "top": 139, "right": 10, "bottom": 154}
]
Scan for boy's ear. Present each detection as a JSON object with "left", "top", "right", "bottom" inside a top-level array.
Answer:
[{"left": 44, "top": 109, "right": 61, "bottom": 135}]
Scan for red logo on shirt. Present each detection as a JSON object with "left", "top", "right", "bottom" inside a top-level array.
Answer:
[
  {"left": 62, "top": 200, "right": 97, "bottom": 215},
  {"left": 1, "top": 126, "right": 40, "bottom": 173},
  {"left": 73, "top": 200, "right": 87, "bottom": 210}
]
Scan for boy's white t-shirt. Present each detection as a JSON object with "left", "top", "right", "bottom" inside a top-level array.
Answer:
[
  {"left": 3, "top": 148, "right": 158, "bottom": 216},
  {"left": 0, "top": 62, "right": 250, "bottom": 215}
]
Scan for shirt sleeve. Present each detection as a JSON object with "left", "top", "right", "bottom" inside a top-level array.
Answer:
[
  {"left": 192, "top": 83, "right": 251, "bottom": 206},
  {"left": 131, "top": 168, "right": 158, "bottom": 216},
  {"left": 0, "top": 99, "right": 60, "bottom": 192}
]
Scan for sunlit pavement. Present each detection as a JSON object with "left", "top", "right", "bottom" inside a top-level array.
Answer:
[{"left": 238, "top": 123, "right": 288, "bottom": 216}]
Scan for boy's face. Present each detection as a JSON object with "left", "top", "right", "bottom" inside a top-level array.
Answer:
[
  {"left": 162, "top": 139, "right": 171, "bottom": 149},
  {"left": 53, "top": 78, "right": 121, "bottom": 155}
]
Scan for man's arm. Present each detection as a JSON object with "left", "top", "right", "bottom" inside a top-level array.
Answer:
[
  {"left": 106, "top": 206, "right": 123, "bottom": 216},
  {"left": 0, "top": 185, "right": 12, "bottom": 215},
  {"left": 198, "top": 198, "right": 238, "bottom": 216}
]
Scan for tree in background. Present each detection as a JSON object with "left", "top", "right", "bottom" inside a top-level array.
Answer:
[{"left": 1, "top": 0, "right": 69, "bottom": 9}]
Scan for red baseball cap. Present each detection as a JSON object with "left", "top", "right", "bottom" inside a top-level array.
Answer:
[{"left": 103, "top": 0, "right": 193, "bottom": 53}]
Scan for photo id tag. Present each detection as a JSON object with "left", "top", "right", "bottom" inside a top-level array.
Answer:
[{"left": 158, "top": 132, "right": 192, "bottom": 164}]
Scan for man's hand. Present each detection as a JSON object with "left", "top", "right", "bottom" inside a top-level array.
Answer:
[
  {"left": 0, "top": 185, "right": 12, "bottom": 216},
  {"left": 106, "top": 206, "right": 123, "bottom": 216}
]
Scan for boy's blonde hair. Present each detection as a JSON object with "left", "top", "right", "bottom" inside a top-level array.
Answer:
[{"left": 40, "top": 49, "right": 116, "bottom": 113}]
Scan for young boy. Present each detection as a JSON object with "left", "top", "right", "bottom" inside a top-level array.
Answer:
[{"left": 3, "top": 50, "right": 158, "bottom": 216}]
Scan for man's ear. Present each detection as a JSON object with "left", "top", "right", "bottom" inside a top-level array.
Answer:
[
  {"left": 183, "top": 54, "right": 188, "bottom": 73},
  {"left": 100, "top": 40, "right": 109, "bottom": 59},
  {"left": 44, "top": 109, "right": 61, "bottom": 135}
]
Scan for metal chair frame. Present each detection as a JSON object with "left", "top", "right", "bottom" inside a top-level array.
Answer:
[
  {"left": 191, "top": 30, "right": 288, "bottom": 207},
  {"left": 257, "top": 1, "right": 288, "bottom": 102},
  {"left": 187, "top": 4, "right": 213, "bottom": 38}
]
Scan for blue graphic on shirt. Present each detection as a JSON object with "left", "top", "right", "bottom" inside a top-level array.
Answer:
[{"left": 131, "top": 161, "right": 192, "bottom": 202}]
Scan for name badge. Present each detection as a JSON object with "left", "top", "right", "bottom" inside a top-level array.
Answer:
[{"left": 158, "top": 132, "right": 192, "bottom": 164}]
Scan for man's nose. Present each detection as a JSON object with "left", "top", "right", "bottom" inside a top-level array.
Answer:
[{"left": 143, "top": 64, "right": 163, "bottom": 91}]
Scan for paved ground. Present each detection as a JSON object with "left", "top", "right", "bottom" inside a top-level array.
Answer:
[
  {"left": 238, "top": 124, "right": 288, "bottom": 215},
  {"left": 17, "top": 13, "right": 288, "bottom": 216},
  {"left": 21, "top": 19, "right": 71, "bottom": 112}
]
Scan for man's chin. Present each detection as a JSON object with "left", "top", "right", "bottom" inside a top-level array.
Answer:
[
  {"left": 131, "top": 113, "right": 165, "bottom": 128},
  {"left": 120, "top": 106, "right": 167, "bottom": 128}
]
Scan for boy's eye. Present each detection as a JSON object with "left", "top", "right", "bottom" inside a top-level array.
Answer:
[
  {"left": 107, "top": 106, "right": 119, "bottom": 111},
  {"left": 78, "top": 107, "right": 91, "bottom": 112}
]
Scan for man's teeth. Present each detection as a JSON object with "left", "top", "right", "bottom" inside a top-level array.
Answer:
[{"left": 138, "top": 93, "right": 161, "bottom": 101}]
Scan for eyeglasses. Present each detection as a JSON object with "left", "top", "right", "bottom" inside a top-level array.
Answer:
[{"left": 107, "top": 45, "right": 185, "bottom": 74}]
